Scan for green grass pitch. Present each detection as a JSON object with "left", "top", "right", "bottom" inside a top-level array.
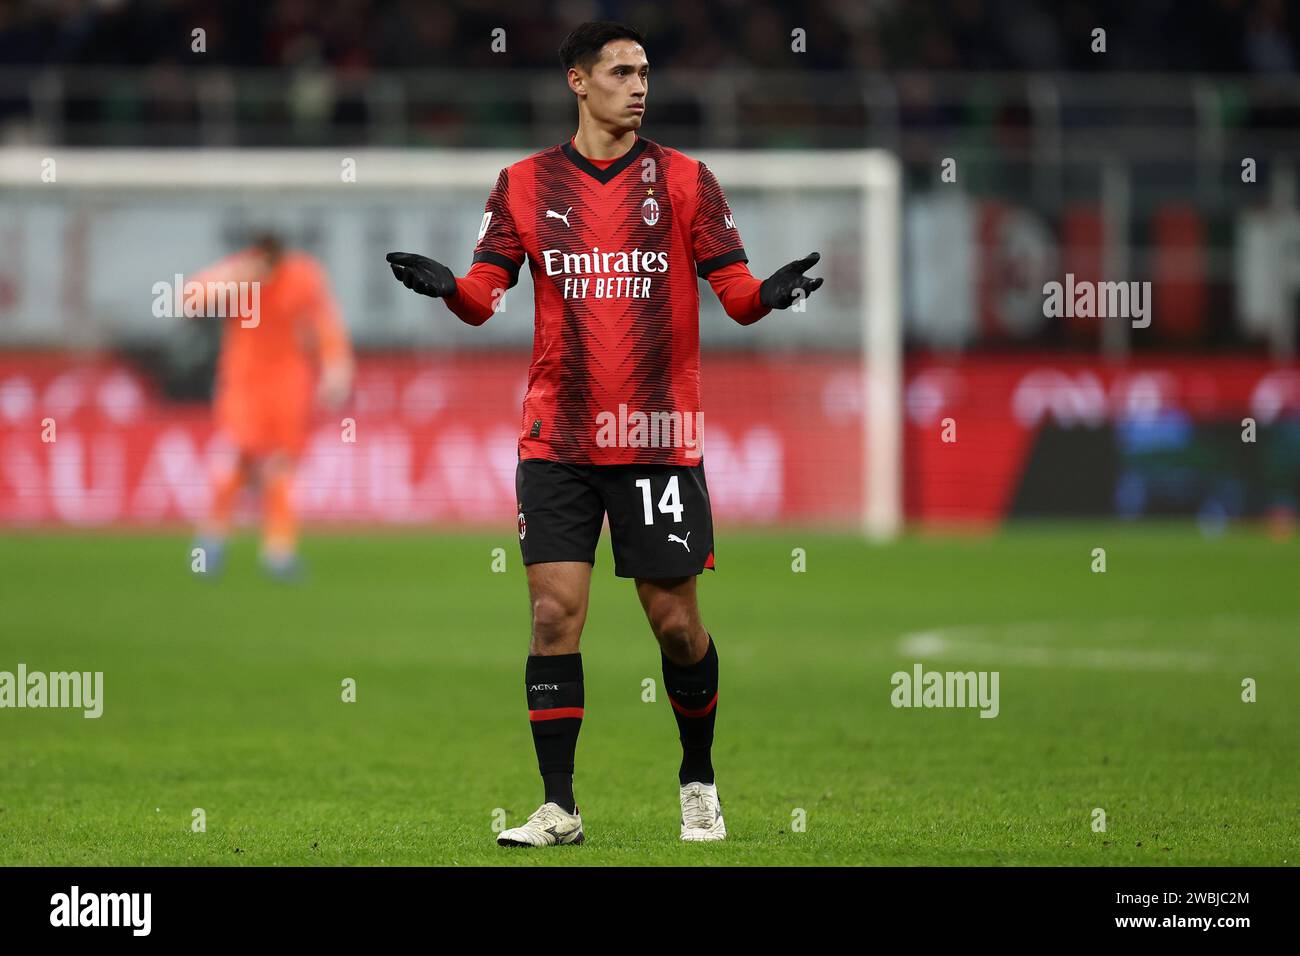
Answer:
[{"left": 0, "top": 525, "right": 1296, "bottom": 866}]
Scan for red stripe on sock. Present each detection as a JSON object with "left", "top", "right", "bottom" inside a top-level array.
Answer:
[
  {"left": 669, "top": 692, "right": 717, "bottom": 719},
  {"left": 529, "top": 707, "right": 584, "bottom": 721}
]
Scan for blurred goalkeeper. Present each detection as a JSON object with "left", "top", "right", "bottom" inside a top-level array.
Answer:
[{"left": 188, "top": 231, "right": 354, "bottom": 580}]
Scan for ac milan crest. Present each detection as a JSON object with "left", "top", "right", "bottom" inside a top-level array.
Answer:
[{"left": 641, "top": 196, "right": 659, "bottom": 226}]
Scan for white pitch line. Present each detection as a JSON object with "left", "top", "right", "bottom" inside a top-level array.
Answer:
[{"left": 897, "top": 625, "right": 1220, "bottom": 673}]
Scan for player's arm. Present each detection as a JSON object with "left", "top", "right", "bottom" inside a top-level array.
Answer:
[
  {"left": 384, "top": 253, "right": 510, "bottom": 327},
  {"left": 704, "top": 253, "right": 824, "bottom": 325},
  {"left": 305, "top": 261, "right": 355, "bottom": 409},
  {"left": 183, "top": 249, "right": 263, "bottom": 318},
  {"left": 703, "top": 260, "right": 766, "bottom": 326},
  {"left": 386, "top": 168, "right": 524, "bottom": 327},
  {"left": 692, "top": 164, "right": 823, "bottom": 324}
]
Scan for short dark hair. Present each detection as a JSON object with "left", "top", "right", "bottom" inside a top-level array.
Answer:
[
  {"left": 559, "top": 20, "right": 645, "bottom": 73},
  {"left": 249, "top": 230, "right": 285, "bottom": 264}
]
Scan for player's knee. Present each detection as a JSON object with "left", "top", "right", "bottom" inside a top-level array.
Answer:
[
  {"left": 650, "top": 607, "right": 698, "bottom": 658},
  {"left": 530, "top": 593, "right": 581, "bottom": 645},
  {"left": 261, "top": 453, "right": 291, "bottom": 479}
]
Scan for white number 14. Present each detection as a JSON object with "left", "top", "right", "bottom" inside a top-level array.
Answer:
[{"left": 635, "top": 476, "right": 684, "bottom": 525}]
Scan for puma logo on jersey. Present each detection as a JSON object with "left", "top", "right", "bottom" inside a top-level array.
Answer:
[
  {"left": 668, "top": 531, "right": 691, "bottom": 552},
  {"left": 546, "top": 207, "right": 572, "bottom": 228},
  {"left": 723, "top": 214, "right": 735, "bottom": 229}
]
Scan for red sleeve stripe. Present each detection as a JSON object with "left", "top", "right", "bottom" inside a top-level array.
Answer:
[
  {"left": 528, "top": 707, "right": 585, "bottom": 722},
  {"left": 669, "top": 692, "right": 718, "bottom": 719}
]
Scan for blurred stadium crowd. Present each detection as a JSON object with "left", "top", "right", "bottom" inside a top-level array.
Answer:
[
  {"left": 0, "top": 0, "right": 1296, "bottom": 73},
  {"left": 2, "top": 0, "right": 1298, "bottom": 357},
  {"left": 0, "top": 1, "right": 1297, "bottom": 526}
]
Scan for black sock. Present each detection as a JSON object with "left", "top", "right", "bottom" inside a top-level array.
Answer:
[
  {"left": 662, "top": 635, "right": 719, "bottom": 786},
  {"left": 525, "top": 653, "right": 583, "bottom": 814},
  {"left": 540, "top": 771, "right": 574, "bottom": 815}
]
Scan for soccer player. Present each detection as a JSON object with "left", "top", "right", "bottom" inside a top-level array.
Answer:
[
  {"left": 386, "top": 21, "right": 822, "bottom": 845},
  {"left": 189, "top": 232, "right": 354, "bottom": 580}
]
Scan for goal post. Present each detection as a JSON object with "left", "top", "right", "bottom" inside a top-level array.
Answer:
[
  {"left": 0, "top": 147, "right": 903, "bottom": 538},
  {"left": 695, "top": 151, "right": 903, "bottom": 541}
]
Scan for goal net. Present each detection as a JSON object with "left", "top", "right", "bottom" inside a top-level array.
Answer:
[{"left": 0, "top": 148, "right": 901, "bottom": 537}]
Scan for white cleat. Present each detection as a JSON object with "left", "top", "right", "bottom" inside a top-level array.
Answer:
[
  {"left": 497, "top": 802, "right": 584, "bottom": 847},
  {"left": 680, "top": 782, "right": 727, "bottom": 842}
]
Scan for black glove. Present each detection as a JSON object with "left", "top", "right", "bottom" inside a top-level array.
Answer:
[
  {"left": 386, "top": 252, "right": 458, "bottom": 298},
  {"left": 759, "top": 251, "right": 824, "bottom": 309}
]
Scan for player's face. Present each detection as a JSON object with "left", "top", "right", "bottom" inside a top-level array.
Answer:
[
  {"left": 575, "top": 40, "right": 648, "bottom": 131},
  {"left": 249, "top": 247, "right": 282, "bottom": 279}
]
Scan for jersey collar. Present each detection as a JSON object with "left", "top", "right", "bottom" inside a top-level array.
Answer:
[{"left": 561, "top": 135, "right": 648, "bottom": 185}]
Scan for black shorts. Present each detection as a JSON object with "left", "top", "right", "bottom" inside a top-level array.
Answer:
[{"left": 516, "top": 458, "right": 716, "bottom": 579}]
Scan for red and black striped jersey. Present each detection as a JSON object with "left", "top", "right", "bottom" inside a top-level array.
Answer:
[{"left": 464, "top": 135, "right": 759, "bottom": 465}]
